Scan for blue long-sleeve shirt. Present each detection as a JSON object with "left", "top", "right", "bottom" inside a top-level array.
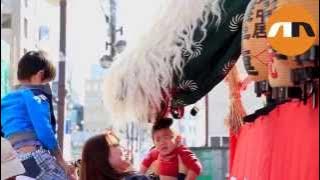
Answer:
[{"left": 1, "top": 88, "right": 58, "bottom": 151}]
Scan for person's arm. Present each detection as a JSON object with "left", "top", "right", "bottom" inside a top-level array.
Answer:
[
  {"left": 51, "top": 149, "right": 68, "bottom": 169},
  {"left": 51, "top": 149, "right": 76, "bottom": 179},
  {"left": 140, "top": 148, "right": 159, "bottom": 174},
  {"left": 140, "top": 165, "right": 148, "bottom": 174},
  {"left": 177, "top": 146, "right": 202, "bottom": 178}
]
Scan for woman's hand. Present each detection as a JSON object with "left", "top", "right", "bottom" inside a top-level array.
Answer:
[{"left": 185, "top": 170, "right": 198, "bottom": 180}]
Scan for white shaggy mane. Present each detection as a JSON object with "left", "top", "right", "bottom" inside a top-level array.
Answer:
[{"left": 103, "top": 0, "right": 223, "bottom": 123}]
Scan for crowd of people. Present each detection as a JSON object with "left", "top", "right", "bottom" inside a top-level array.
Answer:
[{"left": 1, "top": 51, "right": 202, "bottom": 180}]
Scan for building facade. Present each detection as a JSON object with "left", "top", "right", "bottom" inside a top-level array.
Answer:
[
  {"left": 1, "top": 0, "right": 60, "bottom": 87},
  {"left": 83, "top": 65, "right": 112, "bottom": 131}
]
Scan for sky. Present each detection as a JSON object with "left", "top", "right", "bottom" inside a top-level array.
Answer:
[
  {"left": 67, "top": 0, "right": 107, "bottom": 103},
  {"left": 66, "top": 0, "right": 161, "bottom": 103}
]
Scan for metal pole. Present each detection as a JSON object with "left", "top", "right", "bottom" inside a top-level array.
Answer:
[
  {"left": 58, "top": 0, "right": 67, "bottom": 151},
  {"left": 205, "top": 95, "right": 209, "bottom": 147},
  {"left": 131, "top": 122, "right": 135, "bottom": 163},
  {"left": 109, "top": 0, "right": 116, "bottom": 57}
]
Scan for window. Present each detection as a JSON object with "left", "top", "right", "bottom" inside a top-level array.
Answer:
[
  {"left": 24, "top": 18, "right": 28, "bottom": 38},
  {"left": 210, "top": 136, "right": 229, "bottom": 148},
  {"left": 39, "top": 26, "right": 50, "bottom": 40},
  {"left": 1, "top": 14, "right": 12, "bottom": 29}
]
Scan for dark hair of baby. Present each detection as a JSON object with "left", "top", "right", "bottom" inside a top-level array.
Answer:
[{"left": 151, "top": 117, "right": 173, "bottom": 136}]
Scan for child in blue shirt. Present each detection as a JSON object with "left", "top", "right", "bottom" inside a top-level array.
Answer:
[{"left": 1, "top": 51, "right": 75, "bottom": 180}]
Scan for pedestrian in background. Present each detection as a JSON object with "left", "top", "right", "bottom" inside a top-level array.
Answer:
[{"left": 1, "top": 51, "right": 75, "bottom": 180}]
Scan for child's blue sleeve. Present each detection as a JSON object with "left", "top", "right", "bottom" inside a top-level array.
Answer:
[{"left": 22, "top": 90, "right": 59, "bottom": 151}]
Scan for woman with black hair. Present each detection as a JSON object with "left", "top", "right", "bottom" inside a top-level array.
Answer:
[{"left": 80, "top": 130, "right": 149, "bottom": 180}]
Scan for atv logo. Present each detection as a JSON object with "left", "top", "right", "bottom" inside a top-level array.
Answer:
[
  {"left": 266, "top": 5, "right": 317, "bottom": 56},
  {"left": 268, "top": 22, "right": 315, "bottom": 38}
]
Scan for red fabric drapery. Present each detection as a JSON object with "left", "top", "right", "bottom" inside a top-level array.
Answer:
[
  {"left": 229, "top": 132, "right": 238, "bottom": 175},
  {"left": 230, "top": 98, "right": 319, "bottom": 179}
]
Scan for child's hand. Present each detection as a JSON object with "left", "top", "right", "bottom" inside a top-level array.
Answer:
[
  {"left": 59, "top": 160, "right": 76, "bottom": 179},
  {"left": 175, "top": 135, "right": 184, "bottom": 147}
]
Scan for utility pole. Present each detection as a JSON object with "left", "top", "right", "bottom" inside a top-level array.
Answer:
[
  {"left": 109, "top": 0, "right": 116, "bottom": 57},
  {"left": 100, "top": 0, "right": 126, "bottom": 68},
  {"left": 58, "top": 0, "right": 67, "bottom": 152},
  {"left": 205, "top": 95, "right": 209, "bottom": 147}
]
